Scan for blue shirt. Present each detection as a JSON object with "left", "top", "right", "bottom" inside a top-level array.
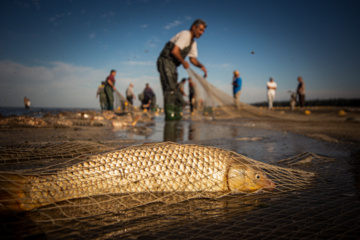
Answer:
[{"left": 233, "top": 77, "right": 242, "bottom": 94}]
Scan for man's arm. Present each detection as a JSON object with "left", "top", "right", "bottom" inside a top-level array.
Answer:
[
  {"left": 171, "top": 44, "right": 207, "bottom": 77},
  {"left": 189, "top": 57, "right": 207, "bottom": 78},
  {"left": 107, "top": 79, "right": 116, "bottom": 90}
]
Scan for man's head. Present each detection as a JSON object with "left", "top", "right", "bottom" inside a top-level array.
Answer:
[
  {"left": 181, "top": 78, "right": 187, "bottom": 83},
  {"left": 110, "top": 69, "right": 116, "bottom": 76},
  {"left": 234, "top": 70, "right": 240, "bottom": 77},
  {"left": 190, "top": 19, "right": 207, "bottom": 39},
  {"left": 297, "top": 76, "right": 303, "bottom": 82},
  {"left": 270, "top": 77, "right": 274, "bottom": 82}
]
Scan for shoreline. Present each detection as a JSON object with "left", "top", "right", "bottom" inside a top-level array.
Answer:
[{"left": 0, "top": 107, "right": 359, "bottom": 146}]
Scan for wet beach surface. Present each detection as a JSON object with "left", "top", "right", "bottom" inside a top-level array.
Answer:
[{"left": 0, "top": 108, "right": 360, "bottom": 239}]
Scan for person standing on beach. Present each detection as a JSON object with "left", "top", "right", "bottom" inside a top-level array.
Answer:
[
  {"left": 267, "top": 77, "right": 277, "bottom": 110},
  {"left": 126, "top": 83, "right": 136, "bottom": 105},
  {"left": 104, "top": 70, "right": 117, "bottom": 111},
  {"left": 141, "top": 83, "right": 155, "bottom": 111},
  {"left": 157, "top": 19, "right": 208, "bottom": 120},
  {"left": 232, "top": 70, "right": 242, "bottom": 109},
  {"left": 188, "top": 77, "right": 196, "bottom": 113},
  {"left": 176, "top": 78, "right": 187, "bottom": 108},
  {"left": 177, "top": 78, "right": 187, "bottom": 97},
  {"left": 296, "top": 76, "right": 305, "bottom": 109},
  {"left": 96, "top": 81, "right": 107, "bottom": 111},
  {"left": 24, "top": 96, "right": 31, "bottom": 109}
]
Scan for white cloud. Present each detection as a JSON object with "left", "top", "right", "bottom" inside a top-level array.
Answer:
[
  {"left": 121, "top": 61, "right": 154, "bottom": 66},
  {"left": 184, "top": 16, "right": 192, "bottom": 21},
  {"left": 145, "top": 37, "right": 160, "bottom": 48},
  {"left": 48, "top": 12, "right": 71, "bottom": 26},
  {"left": 101, "top": 11, "right": 116, "bottom": 19},
  {"left": 0, "top": 60, "right": 106, "bottom": 108},
  {"left": 49, "top": 13, "right": 64, "bottom": 22},
  {"left": 89, "top": 32, "right": 96, "bottom": 39},
  {"left": 0, "top": 60, "right": 164, "bottom": 108},
  {"left": 164, "top": 20, "right": 182, "bottom": 30}
]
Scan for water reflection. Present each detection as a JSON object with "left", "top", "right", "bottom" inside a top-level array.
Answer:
[
  {"left": 162, "top": 119, "right": 240, "bottom": 143},
  {"left": 115, "top": 116, "right": 349, "bottom": 164},
  {"left": 163, "top": 120, "right": 198, "bottom": 142},
  {"left": 163, "top": 121, "right": 184, "bottom": 142},
  {"left": 188, "top": 122, "right": 196, "bottom": 140}
]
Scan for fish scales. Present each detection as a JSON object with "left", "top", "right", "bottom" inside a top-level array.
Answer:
[{"left": 0, "top": 142, "right": 275, "bottom": 211}]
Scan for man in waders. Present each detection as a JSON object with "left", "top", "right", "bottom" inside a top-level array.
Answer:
[
  {"left": 104, "top": 69, "right": 117, "bottom": 111},
  {"left": 96, "top": 81, "right": 107, "bottom": 112},
  {"left": 157, "top": 19, "right": 208, "bottom": 120}
]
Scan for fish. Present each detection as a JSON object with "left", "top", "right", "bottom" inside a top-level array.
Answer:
[{"left": 0, "top": 142, "right": 275, "bottom": 211}]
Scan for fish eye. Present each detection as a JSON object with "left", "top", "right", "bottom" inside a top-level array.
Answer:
[{"left": 255, "top": 174, "right": 261, "bottom": 180}]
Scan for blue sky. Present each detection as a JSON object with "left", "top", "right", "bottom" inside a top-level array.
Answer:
[{"left": 0, "top": 0, "right": 359, "bottom": 108}]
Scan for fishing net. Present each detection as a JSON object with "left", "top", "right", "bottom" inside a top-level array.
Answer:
[
  {"left": 185, "top": 68, "right": 267, "bottom": 120},
  {"left": 185, "top": 68, "right": 309, "bottom": 121},
  {"left": 113, "top": 89, "right": 135, "bottom": 112},
  {"left": 2, "top": 140, "right": 353, "bottom": 239}
]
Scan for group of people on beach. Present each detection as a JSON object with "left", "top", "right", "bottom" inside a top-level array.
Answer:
[
  {"left": 262, "top": 76, "right": 305, "bottom": 110},
  {"left": 232, "top": 70, "right": 305, "bottom": 111},
  {"left": 97, "top": 18, "right": 306, "bottom": 118},
  {"left": 96, "top": 71, "right": 155, "bottom": 112}
]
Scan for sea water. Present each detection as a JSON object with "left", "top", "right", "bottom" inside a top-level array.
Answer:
[{"left": 0, "top": 107, "right": 352, "bottom": 164}]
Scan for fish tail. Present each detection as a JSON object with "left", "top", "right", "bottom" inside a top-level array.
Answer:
[{"left": 0, "top": 173, "right": 34, "bottom": 211}]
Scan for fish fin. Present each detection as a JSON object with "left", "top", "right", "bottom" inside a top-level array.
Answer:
[{"left": 0, "top": 173, "right": 33, "bottom": 211}]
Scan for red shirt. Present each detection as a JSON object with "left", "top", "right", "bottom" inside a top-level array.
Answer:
[{"left": 106, "top": 74, "right": 115, "bottom": 86}]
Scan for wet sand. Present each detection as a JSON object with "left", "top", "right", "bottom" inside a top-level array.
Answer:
[
  {"left": 1, "top": 107, "right": 360, "bottom": 239},
  {"left": 1, "top": 106, "right": 359, "bottom": 146}
]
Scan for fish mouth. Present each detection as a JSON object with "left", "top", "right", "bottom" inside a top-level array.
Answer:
[{"left": 263, "top": 181, "right": 276, "bottom": 191}]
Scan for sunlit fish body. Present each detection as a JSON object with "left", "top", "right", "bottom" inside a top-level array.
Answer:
[{"left": 0, "top": 142, "right": 275, "bottom": 211}]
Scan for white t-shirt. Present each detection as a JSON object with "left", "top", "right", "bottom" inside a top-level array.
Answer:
[
  {"left": 267, "top": 81, "right": 277, "bottom": 94},
  {"left": 170, "top": 30, "right": 198, "bottom": 58}
]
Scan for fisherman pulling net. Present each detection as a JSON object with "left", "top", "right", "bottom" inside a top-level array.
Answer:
[{"left": 185, "top": 68, "right": 272, "bottom": 120}]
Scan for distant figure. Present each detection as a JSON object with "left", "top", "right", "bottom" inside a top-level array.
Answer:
[
  {"left": 24, "top": 96, "right": 31, "bottom": 109},
  {"left": 141, "top": 83, "right": 155, "bottom": 111},
  {"left": 232, "top": 70, "right": 242, "bottom": 109},
  {"left": 126, "top": 83, "right": 136, "bottom": 105},
  {"left": 96, "top": 81, "right": 107, "bottom": 111},
  {"left": 177, "top": 78, "right": 187, "bottom": 97},
  {"left": 104, "top": 70, "right": 117, "bottom": 110},
  {"left": 176, "top": 78, "right": 187, "bottom": 109},
  {"left": 296, "top": 76, "right": 305, "bottom": 109},
  {"left": 157, "top": 19, "right": 208, "bottom": 120},
  {"left": 267, "top": 77, "right": 277, "bottom": 110},
  {"left": 289, "top": 91, "right": 297, "bottom": 111},
  {"left": 188, "top": 77, "right": 196, "bottom": 113}
]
